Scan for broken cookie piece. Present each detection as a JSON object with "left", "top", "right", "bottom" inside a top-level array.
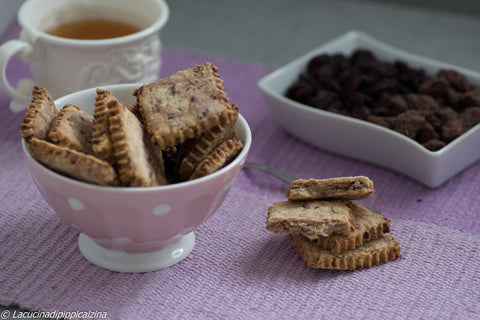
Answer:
[
  {"left": 27, "top": 137, "right": 119, "bottom": 186},
  {"left": 48, "top": 104, "right": 94, "bottom": 154},
  {"left": 108, "top": 100, "right": 167, "bottom": 187},
  {"left": 189, "top": 137, "right": 244, "bottom": 180},
  {"left": 266, "top": 200, "right": 356, "bottom": 238},
  {"left": 312, "top": 204, "right": 390, "bottom": 253},
  {"left": 178, "top": 108, "right": 238, "bottom": 180},
  {"left": 20, "top": 86, "right": 58, "bottom": 142},
  {"left": 91, "top": 89, "right": 118, "bottom": 164},
  {"left": 292, "top": 233, "right": 402, "bottom": 270},
  {"left": 135, "top": 62, "right": 238, "bottom": 149},
  {"left": 92, "top": 89, "right": 139, "bottom": 165},
  {"left": 286, "top": 176, "right": 374, "bottom": 201}
]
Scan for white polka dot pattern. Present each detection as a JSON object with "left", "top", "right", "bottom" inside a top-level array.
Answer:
[
  {"left": 68, "top": 198, "right": 85, "bottom": 211},
  {"left": 152, "top": 204, "right": 171, "bottom": 216}
]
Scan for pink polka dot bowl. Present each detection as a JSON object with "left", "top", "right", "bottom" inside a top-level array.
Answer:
[{"left": 21, "top": 84, "right": 252, "bottom": 273}]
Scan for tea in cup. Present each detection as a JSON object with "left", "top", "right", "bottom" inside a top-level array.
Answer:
[
  {"left": 0, "top": 0, "right": 169, "bottom": 112},
  {"left": 47, "top": 19, "right": 142, "bottom": 40}
]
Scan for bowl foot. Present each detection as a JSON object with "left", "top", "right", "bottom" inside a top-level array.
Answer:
[{"left": 78, "top": 232, "right": 195, "bottom": 273}]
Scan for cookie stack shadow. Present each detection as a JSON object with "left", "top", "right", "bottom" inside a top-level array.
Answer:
[{"left": 266, "top": 176, "right": 401, "bottom": 270}]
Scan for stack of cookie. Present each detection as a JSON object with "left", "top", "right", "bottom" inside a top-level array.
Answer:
[
  {"left": 266, "top": 176, "right": 401, "bottom": 270},
  {"left": 20, "top": 62, "right": 243, "bottom": 187}
]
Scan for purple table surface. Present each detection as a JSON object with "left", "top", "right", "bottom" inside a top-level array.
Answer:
[{"left": 1, "top": 22, "right": 479, "bottom": 320}]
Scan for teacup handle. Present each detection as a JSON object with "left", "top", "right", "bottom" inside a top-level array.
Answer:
[{"left": 0, "top": 39, "right": 36, "bottom": 113}]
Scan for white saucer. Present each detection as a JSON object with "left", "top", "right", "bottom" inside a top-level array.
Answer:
[{"left": 78, "top": 232, "right": 195, "bottom": 273}]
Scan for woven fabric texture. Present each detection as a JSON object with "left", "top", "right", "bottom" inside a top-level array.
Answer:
[{"left": 1, "top": 23, "right": 479, "bottom": 320}]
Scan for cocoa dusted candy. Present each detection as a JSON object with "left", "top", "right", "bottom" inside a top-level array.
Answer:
[
  {"left": 457, "top": 91, "right": 480, "bottom": 109},
  {"left": 394, "top": 110, "right": 425, "bottom": 139},
  {"left": 285, "top": 49, "right": 480, "bottom": 151},
  {"left": 307, "top": 90, "right": 342, "bottom": 113},
  {"left": 435, "top": 107, "right": 458, "bottom": 123},
  {"left": 460, "top": 106, "right": 480, "bottom": 129},
  {"left": 367, "top": 115, "right": 395, "bottom": 129},
  {"left": 389, "top": 94, "right": 409, "bottom": 114},
  {"left": 442, "top": 118, "right": 464, "bottom": 142},
  {"left": 418, "top": 77, "right": 448, "bottom": 100},
  {"left": 422, "top": 139, "right": 446, "bottom": 151},
  {"left": 285, "top": 75, "right": 317, "bottom": 105},
  {"left": 441, "top": 106, "right": 480, "bottom": 142},
  {"left": 405, "top": 94, "right": 439, "bottom": 114},
  {"left": 417, "top": 122, "right": 440, "bottom": 143},
  {"left": 437, "top": 69, "right": 469, "bottom": 92}
]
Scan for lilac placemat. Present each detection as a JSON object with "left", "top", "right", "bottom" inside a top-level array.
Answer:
[{"left": 1, "top": 23, "right": 479, "bottom": 320}]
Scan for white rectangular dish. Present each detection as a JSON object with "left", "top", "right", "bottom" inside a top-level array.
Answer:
[{"left": 258, "top": 30, "right": 480, "bottom": 188}]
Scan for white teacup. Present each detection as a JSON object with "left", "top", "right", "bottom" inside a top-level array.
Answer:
[{"left": 0, "top": 0, "right": 169, "bottom": 112}]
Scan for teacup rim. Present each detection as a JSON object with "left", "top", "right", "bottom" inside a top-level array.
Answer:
[{"left": 18, "top": 0, "right": 170, "bottom": 47}]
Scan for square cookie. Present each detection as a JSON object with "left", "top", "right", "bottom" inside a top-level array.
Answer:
[
  {"left": 135, "top": 62, "right": 238, "bottom": 149},
  {"left": 312, "top": 204, "right": 390, "bottom": 253},
  {"left": 286, "top": 176, "right": 374, "bottom": 201},
  {"left": 266, "top": 200, "right": 356, "bottom": 238},
  {"left": 292, "top": 233, "right": 401, "bottom": 270}
]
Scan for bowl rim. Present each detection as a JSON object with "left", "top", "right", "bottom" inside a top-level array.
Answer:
[
  {"left": 257, "top": 30, "right": 480, "bottom": 158},
  {"left": 22, "top": 84, "right": 252, "bottom": 192}
]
